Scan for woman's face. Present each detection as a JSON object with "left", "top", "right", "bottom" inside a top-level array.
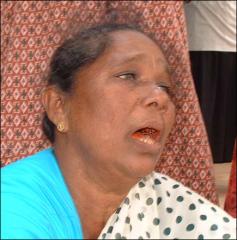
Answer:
[{"left": 62, "top": 30, "right": 175, "bottom": 179}]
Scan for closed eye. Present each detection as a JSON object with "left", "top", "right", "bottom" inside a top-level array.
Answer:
[
  {"left": 116, "top": 72, "right": 137, "bottom": 80},
  {"left": 156, "top": 84, "right": 171, "bottom": 95}
]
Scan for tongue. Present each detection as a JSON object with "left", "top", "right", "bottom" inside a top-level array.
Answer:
[{"left": 131, "top": 131, "right": 146, "bottom": 140}]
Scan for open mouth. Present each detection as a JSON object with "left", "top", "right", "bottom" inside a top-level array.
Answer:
[{"left": 131, "top": 127, "right": 160, "bottom": 145}]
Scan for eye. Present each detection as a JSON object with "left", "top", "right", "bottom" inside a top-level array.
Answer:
[
  {"left": 156, "top": 84, "right": 171, "bottom": 95},
  {"left": 116, "top": 72, "right": 136, "bottom": 81}
]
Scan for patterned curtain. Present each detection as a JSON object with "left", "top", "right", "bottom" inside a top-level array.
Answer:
[
  {"left": 224, "top": 142, "right": 236, "bottom": 217},
  {"left": 1, "top": 1, "right": 218, "bottom": 204}
]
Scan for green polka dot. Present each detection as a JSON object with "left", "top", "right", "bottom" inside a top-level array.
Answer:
[
  {"left": 146, "top": 197, "right": 153, "bottom": 205},
  {"left": 166, "top": 207, "right": 173, "bottom": 213},
  {"left": 163, "top": 227, "right": 171, "bottom": 236},
  {"left": 186, "top": 224, "right": 195, "bottom": 231},
  {"left": 157, "top": 197, "right": 162, "bottom": 205},
  {"left": 223, "top": 233, "right": 231, "bottom": 239},
  {"left": 138, "top": 237, "right": 143, "bottom": 240},
  {"left": 137, "top": 213, "right": 144, "bottom": 221},
  {"left": 200, "top": 214, "right": 207, "bottom": 220},
  {"left": 107, "top": 226, "right": 113, "bottom": 233},
  {"left": 102, "top": 233, "right": 106, "bottom": 239},
  {"left": 166, "top": 191, "right": 170, "bottom": 197},
  {"left": 173, "top": 184, "right": 180, "bottom": 189},
  {"left": 176, "top": 196, "right": 184, "bottom": 202},
  {"left": 223, "top": 217, "right": 230, "bottom": 223},
  {"left": 146, "top": 232, "right": 150, "bottom": 238},
  {"left": 210, "top": 224, "right": 218, "bottom": 231},
  {"left": 115, "top": 233, "right": 122, "bottom": 239},
  {"left": 198, "top": 198, "right": 204, "bottom": 204},
  {"left": 129, "top": 224, "right": 132, "bottom": 232},
  {"left": 176, "top": 216, "right": 182, "bottom": 224},
  {"left": 139, "top": 182, "right": 145, "bottom": 188},
  {"left": 116, "top": 207, "right": 121, "bottom": 214},
  {"left": 124, "top": 197, "right": 130, "bottom": 205},
  {"left": 135, "top": 193, "right": 140, "bottom": 200},
  {"left": 125, "top": 216, "right": 130, "bottom": 224},
  {"left": 198, "top": 234, "right": 204, "bottom": 240},
  {"left": 189, "top": 203, "right": 196, "bottom": 210},
  {"left": 186, "top": 190, "right": 192, "bottom": 195},
  {"left": 211, "top": 206, "right": 217, "bottom": 212},
  {"left": 161, "top": 176, "right": 168, "bottom": 180},
  {"left": 154, "top": 178, "right": 161, "bottom": 185},
  {"left": 153, "top": 218, "right": 160, "bottom": 225}
]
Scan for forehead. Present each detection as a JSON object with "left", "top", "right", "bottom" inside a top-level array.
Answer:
[
  {"left": 107, "top": 30, "right": 168, "bottom": 67},
  {"left": 81, "top": 30, "right": 169, "bottom": 77},
  {"left": 76, "top": 30, "right": 170, "bottom": 79},
  {"left": 109, "top": 30, "right": 159, "bottom": 51}
]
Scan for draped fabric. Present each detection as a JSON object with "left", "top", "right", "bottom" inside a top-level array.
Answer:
[
  {"left": 1, "top": 1, "right": 218, "bottom": 203},
  {"left": 224, "top": 142, "right": 237, "bottom": 218},
  {"left": 99, "top": 172, "right": 236, "bottom": 239}
]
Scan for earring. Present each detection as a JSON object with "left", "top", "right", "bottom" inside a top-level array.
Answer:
[{"left": 57, "top": 123, "right": 65, "bottom": 132}]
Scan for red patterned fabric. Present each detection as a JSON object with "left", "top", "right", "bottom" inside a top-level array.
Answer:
[
  {"left": 224, "top": 142, "right": 236, "bottom": 218},
  {"left": 1, "top": 1, "right": 218, "bottom": 204}
]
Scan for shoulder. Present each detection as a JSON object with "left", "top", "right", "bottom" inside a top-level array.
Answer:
[
  {"left": 2, "top": 148, "right": 56, "bottom": 194},
  {"left": 2, "top": 148, "right": 55, "bottom": 177},
  {"left": 1, "top": 148, "right": 83, "bottom": 239},
  {"left": 1, "top": 148, "right": 60, "bottom": 195},
  {"left": 1, "top": 148, "right": 66, "bottom": 238}
]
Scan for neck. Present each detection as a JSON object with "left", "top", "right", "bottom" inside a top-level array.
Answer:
[{"left": 53, "top": 143, "right": 138, "bottom": 239}]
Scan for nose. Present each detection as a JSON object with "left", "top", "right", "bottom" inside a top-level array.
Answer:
[{"left": 141, "top": 87, "right": 169, "bottom": 113}]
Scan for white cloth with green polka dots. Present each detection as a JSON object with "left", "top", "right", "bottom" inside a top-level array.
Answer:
[{"left": 98, "top": 172, "right": 236, "bottom": 239}]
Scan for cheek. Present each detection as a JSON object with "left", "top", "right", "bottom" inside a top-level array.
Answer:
[
  {"left": 71, "top": 91, "right": 126, "bottom": 136},
  {"left": 92, "top": 86, "right": 133, "bottom": 121},
  {"left": 165, "top": 102, "right": 176, "bottom": 130},
  {"left": 170, "top": 102, "right": 176, "bottom": 124}
]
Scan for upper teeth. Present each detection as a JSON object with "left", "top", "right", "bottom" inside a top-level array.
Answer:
[
  {"left": 138, "top": 135, "right": 156, "bottom": 145},
  {"left": 141, "top": 128, "right": 157, "bottom": 134}
]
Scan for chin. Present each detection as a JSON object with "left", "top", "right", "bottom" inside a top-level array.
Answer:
[{"left": 124, "top": 154, "right": 158, "bottom": 179}]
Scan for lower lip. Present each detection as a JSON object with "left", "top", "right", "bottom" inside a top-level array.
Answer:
[{"left": 129, "top": 135, "right": 162, "bottom": 154}]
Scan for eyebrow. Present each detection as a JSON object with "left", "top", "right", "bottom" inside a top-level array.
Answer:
[{"left": 108, "top": 53, "right": 171, "bottom": 75}]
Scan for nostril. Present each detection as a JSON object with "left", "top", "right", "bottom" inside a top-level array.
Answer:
[
  {"left": 142, "top": 87, "right": 169, "bottom": 111},
  {"left": 146, "top": 99, "right": 168, "bottom": 112},
  {"left": 160, "top": 104, "right": 168, "bottom": 112}
]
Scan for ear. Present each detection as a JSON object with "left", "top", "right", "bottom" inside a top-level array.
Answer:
[{"left": 41, "top": 86, "right": 69, "bottom": 132}]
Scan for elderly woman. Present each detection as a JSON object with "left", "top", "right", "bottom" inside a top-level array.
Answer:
[{"left": 1, "top": 24, "right": 235, "bottom": 239}]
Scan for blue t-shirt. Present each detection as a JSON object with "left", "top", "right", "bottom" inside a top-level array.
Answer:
[{"left": 1, "top": 148, "right": 83, "bottom": 239}]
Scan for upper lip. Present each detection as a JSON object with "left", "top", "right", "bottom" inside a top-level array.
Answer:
[{"left": 130, "top": 120, "right": 163, "bottom": 140}]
